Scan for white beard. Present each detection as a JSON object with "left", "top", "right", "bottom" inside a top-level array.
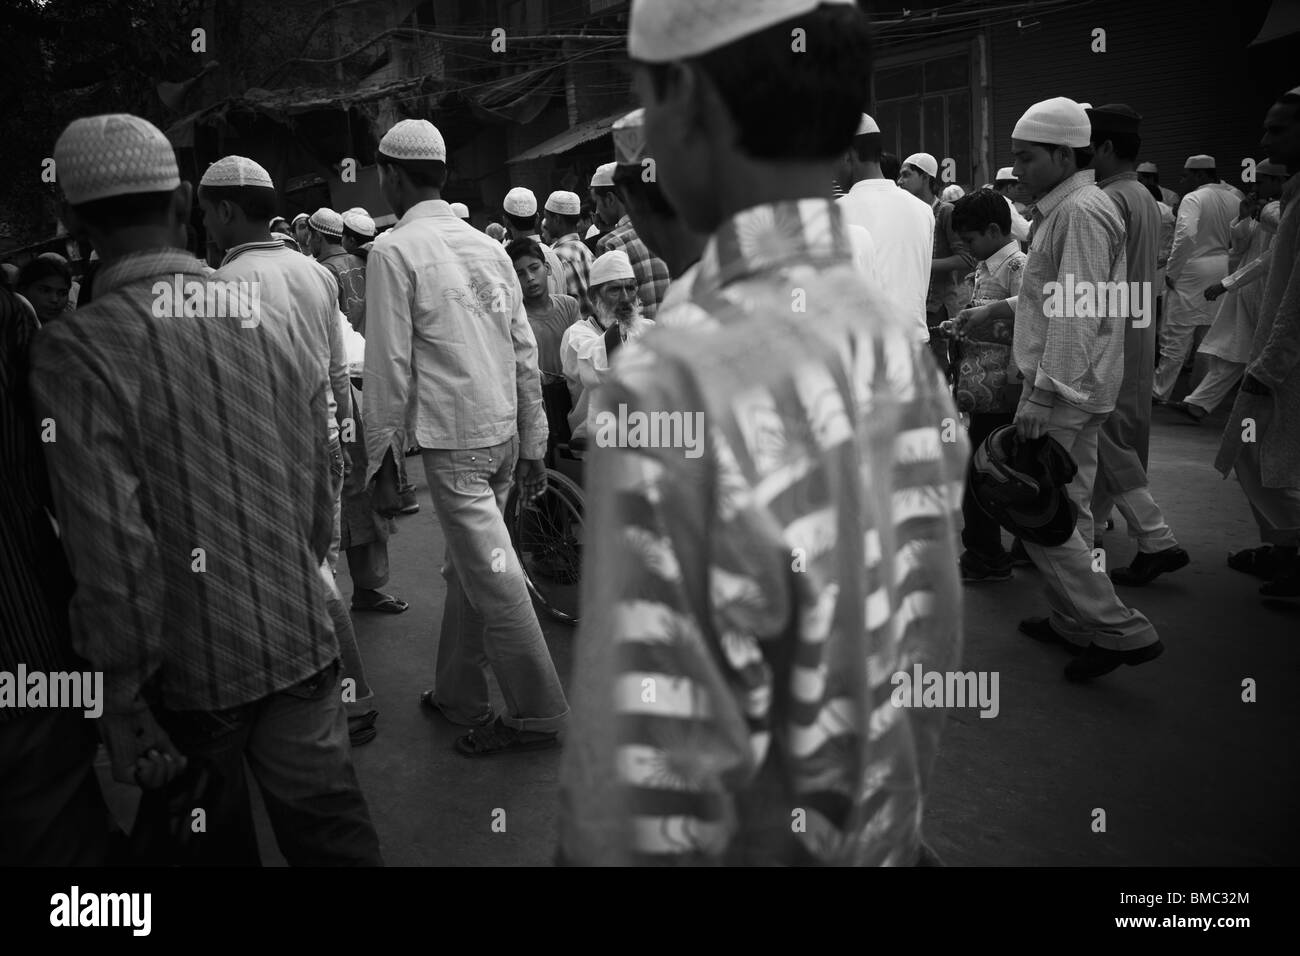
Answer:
[{"left": 594, "top": 296, "right": 647, "bottom": 333}]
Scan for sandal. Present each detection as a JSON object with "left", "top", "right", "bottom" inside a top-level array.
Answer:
[
  {"left": 454, "top": 718, "right": 558, "bottom": 757},
  {"left": 351, "top": 594, "right": 409, "bottom": 614}
]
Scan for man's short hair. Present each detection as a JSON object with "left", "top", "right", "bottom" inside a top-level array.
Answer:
[
  {"left": 505, "top": 237, "right": 544, "bottom": 264},
  {"left": 547, "top": 210, "right": 580, "bottom": 234},
  {"left": 1090, "top": 130, "right": 1141, "bottom": 162},
  {"left": 880, "top": 152, "right": 901, "bottom": 181},
  {"left": 849, "top": 131, "right": 884, "bottom": 165},
  {"left": 613, "top": 164, "right": 677, "bottom": 219},
  {"left": 950, "top": 188, "right": 1011, "bottom": 236},
  {"left": 69, "top": 190, "right": 174, "bottom": 232},
  {"left": 1029, "top": 141, "right": 1095, "bottom": 171},
  {"left": 341, "top": 227, "right": 367, "bottom": 246},
  {"left": 641, "top": 4, "right": 871, "bottom": 161},
  {"left": 505, "top": 211, "right": 537, "bottom": 232},
  {"left": 196, "top": 184, "right": 278, "bottom": 222},
  {"left": 377, "top": 155, "right": 448, "bottom": 190}
]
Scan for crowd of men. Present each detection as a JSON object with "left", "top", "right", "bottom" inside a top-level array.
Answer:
[{"left": 2, "top": 0, "right": 1298, "bottom": 867}]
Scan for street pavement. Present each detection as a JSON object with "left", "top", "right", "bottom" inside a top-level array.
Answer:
[{"left": 102, "top": 380, "right": 1299, "bottom": 865}]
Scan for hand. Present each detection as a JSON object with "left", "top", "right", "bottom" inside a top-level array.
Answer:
[
  {"left": 372, "top": 449, "right": 401, "bottom": 516},
  {"left": 1204, "top": 281, "right": 1227, "bottom": 302},
  {"left": 516, "top": 457, "right": 547, "bottom": 502},
  {"left": 100, "top": 708, "right": 188, "bottom": 789},
  {"left": 937, "top": 319, "right": 959, "bottom": 340},
  {"left": 1014, "top": 399, "right": 1053, "bottom": 441}
]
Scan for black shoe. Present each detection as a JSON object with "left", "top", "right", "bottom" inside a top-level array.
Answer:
[
  {"left": 1064, "top": 641, "right": 1164, "bottom": 681},
  {"left": 1229, "top": 545, "right": 1296, "bottom": 579},
  {"left": 1110, "top": 546, "right": 1190, "bottom": 586},
  {"left": 1018, "top": 617, "right": 1084, "bottom": 655},
  {"left": 960, "top": 550, "right": 1012, "bottom": 583},
  {"left": 1009, "top": 539, "right": 1033, "bottom": 568},
  {"left": 1172, "top": 400, "right": 1207, "bottom": 423}
]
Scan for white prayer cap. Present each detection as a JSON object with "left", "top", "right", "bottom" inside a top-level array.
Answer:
[
  {"left": 590, "top": 162, "right": 618, "bottom": 188},
  {"left": 342, "top": 210, "right": 376, "bottom": 237},
  {"left": 200, "top": 155, "right": 273, "bottom": 189},
  {"left": 855, "top": 113, "right": 880, "bottom": 136},
  {"left": 485, "top": 222, "right": 507, "bottom": 241},
  {"left": 378, "top": 119, "right": 447, "bottom": 162},
  {"left": 54, "top": 113, "right": 180, "bottom": 205},
  {"left": 1257, "top": 160, "right": 1288, "bottom": 177},
  {"left": 940, "top": 184, "right": 965, "bottom": 202},
  {"left": 995, "top": 166, "right": 1017, "bottom": 182},
  {"left": 589, "top": 249, "right": 635, "bottom": 286},
  {"left": 344, "top": 206, "right": 369, "bottom": 216},
  {"left": 292, "top": 212, "right": 310, "bottom": 225},
  {"left": 270, "top": 216, "right": 290, "bottom": 229},
  {"left": 902, "top": 152, "right": 938, "bottom": 178},
  {"left": 545, "top": 190, "right": 581, "bottom": 216},
  {"left": 613, "top": 109, "right": 648, "bottom": 166},
  {"left": 503, "top": 187, "right": 538, "bottom": 217},
  {"left": 1136, "top": 162, "right": 1159, "bottom": 174},
  {"left": 1077, "top": 102, "right": 1092, "bottom": 110},
  {"left": 309, "top": 207, "right": 344, "bottom": 238},
  {"left": 585, "top": 224, "right": 600, "bottom": 239},
  {"left": 450, "top": 202, "right": 470, "bottom": 219},
  {"left": 628, "top": 0, "right": 857, "bottom": 63},
  {"left": 1184, "top": 154, "right": 1216, "bottom": 169},
  {"left": 1011, "top": 97, "right": 1092, "bottom": 148}
]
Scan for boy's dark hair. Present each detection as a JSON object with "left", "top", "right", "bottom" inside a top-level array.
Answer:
[
  {"left": 639, "top": 5, "right": 871, "bottom": 161},
  {"left": 197, "top": 184, "right": 279, "bottom": 222},
  {"left": 849, "top": 131, "right": 884, "bottom": 165},
  {"left": 376, "top": 155, "right": 448, "bottom": 190},
  {"left": 613, "top": 164, "right": 677, "bottom": 219},
  {"left": 1090, "top": 130, "right": 1141, "bottom": 162},
  {"left": 505, "top": 211, "right": 537, "bottom": 232},
  {"left": 18, "top": 256, "right": 72, "bottom": 291},
  {"left": 880, "top": 152, "right": 901, "bottom": 181},
  {"left": 70, "top": 190, "right": 174, "bottom": 231},
  {"left": 505, "top": 237, "right": 544, "bottom": 264},
  {"left": 1029, "top": 141, "right": 1094, "bottom": 171},
  {"left": 950, "top": 188, "right": 1011, "bottom": 236}
]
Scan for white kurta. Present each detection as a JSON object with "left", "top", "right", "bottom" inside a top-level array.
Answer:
[
  {"left": 1199, "top": 200, "right": 1280, "bottom": 364},
  {"left": 1164, "top": 182, "right": 1240, "bottom": 327}
]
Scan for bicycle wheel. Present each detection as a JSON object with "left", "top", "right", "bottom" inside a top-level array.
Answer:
[{"left": 506, "top": 468, "right": 584, "bottom": 624}]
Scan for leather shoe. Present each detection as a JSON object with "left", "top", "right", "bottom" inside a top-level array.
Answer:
[
  {"left": 1064, "top": 641, "right": 1164, "bottom": 681},
  {"left": 1018, "top": 617, "right": 1084, "bottom": 655},
  {"left": 1110, "top": 547, "right": 1189, "bottom": 586}
]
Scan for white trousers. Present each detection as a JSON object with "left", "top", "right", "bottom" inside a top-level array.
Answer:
[
  {"left": 1152, "top": 320, "right": 1201, "bottom": 399},
  {"left": 1183, "top": 356, "right": 1243, "bottom": 414},
  {"left": 1093, "top": 484, "right": 1178, "bottom": 554}
]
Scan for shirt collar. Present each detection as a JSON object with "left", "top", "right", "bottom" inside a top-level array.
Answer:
[
  {"left": 983, "top": 240, "right": 1020, "bottom": 274},
  {"left": 1097, "top": 170, "right": 1140, "bottom": 189},
  {"left": 394, "top": 199, "right": 456, "bottom": 228},
  {"left": 220, "top": 239, "right": 287, "bottom": 267},
  {"left": 1029, "top": 169, "right": 1095, "bottom": 220},
  {"left": 696, "top": 198, "right": 854, "bottom": 292},
  {"left": 92, "top": 248, "right": 211, "bottom": 298}
]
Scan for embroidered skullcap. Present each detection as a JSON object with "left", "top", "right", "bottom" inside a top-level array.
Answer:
[
  {"left": 309, "top": 207, "right": 344, "bottom": 238},
  {"left": 940, "top": 184, "right": 965, "bottom": 202},
  {"left": 628, "top": 0, "right": 857, "bottom": 62},
  {"left": 589, "top": 249, "right": 635, "bottom": 286},
  {"left": 590, "top": 163, "right": 618, "bottom": 188},
  {"left": 342, "top": 210, "right": 375, "bottom": 237},
  {"left": 450, "top": 202, "right": 470, "bottom": 219},
  {"left": 903, "top": 152, "right": 938, "bottom": 178},
  {"left": 54, "top": 113, "right": 180, "bottom": 204},
  {"left": 292, "top": 212, "right": 310, "bottom": 225},
  {"left": 503, "top": 187, "right": 537, "bottom": 217},
  {"left": 545, "top": 190, "right": 581, "bottom": 216},
  {"left": 379, "top": 119, "right": 446, "bottom": 162},
  {"left": 1012, "top": 97, "right": 1092, "bottom": 148},
  {"left": 200, "top": 155, "right": 273, "bottom": 189},
  {"left": 613, "top": 109, "right": 648, "bottom": 167},
  {"left": 1184, "top": 154, "right": 1215, "bottom": 169}
]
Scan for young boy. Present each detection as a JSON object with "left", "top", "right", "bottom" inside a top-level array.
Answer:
[
  {"left": 947, "top": 189, "right": 1027, "bottom": 582},
  {"left": 507, "top": 237, "right": 580, "bottom": 448}
]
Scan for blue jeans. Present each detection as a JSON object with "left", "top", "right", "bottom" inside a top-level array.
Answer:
[
  {"left": 422, "top": 438, "right": 568, "bottom": 734},
  {"left": 139, "top": 660, "right": 382, "bottom": 865}
]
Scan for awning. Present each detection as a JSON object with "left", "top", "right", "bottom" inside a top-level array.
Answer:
[{"left": 507, "top": 108, "right": 629, "bottom": 164}]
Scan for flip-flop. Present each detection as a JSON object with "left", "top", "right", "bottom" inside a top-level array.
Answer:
[
  {"left": 351, "top": 595, "right": 409, "bottom": 614},
  {"left": 454, "top": 718, "right": 558, "bottom": 757}
]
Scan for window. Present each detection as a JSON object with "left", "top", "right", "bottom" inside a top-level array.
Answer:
[{"left": 875, "top": 51, "right": 973, "bottom": 187}]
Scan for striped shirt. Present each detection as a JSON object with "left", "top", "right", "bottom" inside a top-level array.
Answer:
[
  {"left": 596, "top": 215, "right": 671, "bottom": 320},
  {"left": 1, "top": 289, "right": 79, "bottom": 717},
  {"left": 559, "top": 199, "right": 966, "bottom": 866},
  {"left": 28, "top": 248, "right": 338, "bottom": 716},
  {"left": 551, "top": 233, "right": 594, "bottom": 310}
]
